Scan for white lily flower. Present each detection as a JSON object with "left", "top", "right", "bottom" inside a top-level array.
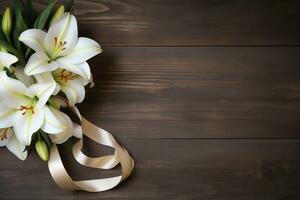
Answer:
[
  {"left": 19, "top": 13, "right": 102, "bottom": 82},
  {"left": 42, "top": 105, "right": 73, "bottom": 144},
  {"left": 0, "top": 128, "right": 27, "bottom": 160},
  {"left": 0, "top": 71, "right": 55, "bottom": 145},
  {"left": 35, "top": 68, "right": 86, "bottom": 106},
  {"left": 46, "top": 96, "right": 83, "bottom": 141},
  {"left": 0, "top": 52, "right": 18, "bottom": 71}
]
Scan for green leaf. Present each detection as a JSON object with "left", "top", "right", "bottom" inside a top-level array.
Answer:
[
  {"left": 14, "top": 0, "right": 28, "bottom": 34},
  {"left": 0, "top": 35, "right": 26, "bottom": 65},
  {"left": 13, "top": 29, "right": 21, "bottom": 51},
  {"left": 33, "top": 0, "right": 57, "bottom": 29},
  {"left": 13, "top": 0, "right": 24, "bottom": 12},
  {"left": 64, "top": 0, "right": 74, "bottom": 12},
  {"left": 14, "top": 15, "right": 27, "bottom": 36},
  {"left": 33, "top": 15, "right": 41, "bottom": 29},
  {"left": 11, "top": 1, "right": 28, "bottom": 58},
  {"left": 0, "top": 16, "right": 26, "bottom": 65},
  {"left": 23, "top": 0, "right": 38, "bottom": 26}
]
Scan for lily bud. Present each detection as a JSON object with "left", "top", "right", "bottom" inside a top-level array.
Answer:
[
  {"left": 35, "top": 140, "right": 49, "bottom": 162},
  {"left": 2, "top": 8, "right": 12, "bottom": 40},
  {"left": 50, "top": 5, "right": 65, "bottom": 26}
]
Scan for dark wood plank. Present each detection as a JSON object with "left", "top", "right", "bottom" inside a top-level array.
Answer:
[
  {"left": 0, "top": 139, "right": 300, "bottom": 199},
  {"left": 57, "top": 0, "right": 300, "bottom": 46},
  {"left": 1, "top": 0, "right": 300, "bottom": 45},
  {"left": 0, "top": 1, "right": 299, "bottom": 199},
  {"left": 78, "top": 47, "right": 300, "bottom": 138}
]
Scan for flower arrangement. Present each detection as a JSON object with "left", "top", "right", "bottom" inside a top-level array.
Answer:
[{"left": 0, "top": 0, "right": 134, "bottom": 192}]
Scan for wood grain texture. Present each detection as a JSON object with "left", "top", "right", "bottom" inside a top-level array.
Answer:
[
  {"left": 79, "top": 47, "right": 300, "bottom": 138},
  {"left": 0, "top": 0, "right": 299, "bottom": 199},
  {"left": 1, "top": 0, "right": 300, "bottom": 45},
  {"left": 1, "top": 139, "right": 300, "bottom": 200},
  {"left": 64, "top": 0, "right": 300, "bottom": 46}
]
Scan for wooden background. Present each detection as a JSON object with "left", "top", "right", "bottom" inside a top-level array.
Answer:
[{"left": 1, "top": 0, "right": 300, "bottom": 199}]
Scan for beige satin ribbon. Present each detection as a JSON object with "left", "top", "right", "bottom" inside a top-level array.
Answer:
[{"left": 48, "top": 107, "right": 134, "bottom": 192}]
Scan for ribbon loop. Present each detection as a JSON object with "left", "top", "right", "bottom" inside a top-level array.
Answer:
[{"left": 48, "top": 107, "right": 134, "bottom": 192}]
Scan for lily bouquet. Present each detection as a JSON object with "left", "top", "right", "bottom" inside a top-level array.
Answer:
[{"left": 0, "top": 0, "right": 134, "bottom": 192}]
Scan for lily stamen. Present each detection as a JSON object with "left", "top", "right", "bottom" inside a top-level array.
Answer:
[
  {"left": 19, "top": 105, "right": 35, "bottom": 115},
  {"left": 0, "top": 128, "right": 8, "bottom": 141},
  {"left": 50, "top": 37, "right": 67, "bottom": 60},
  {"left": 54, "top": 37, "right": 58, "bottom": 46},
  {"left": 53, "top": 69, "right": 75, "bottom": 84},
  {"left": 59, "top": 69, "right": 74, "bottom": 83}
]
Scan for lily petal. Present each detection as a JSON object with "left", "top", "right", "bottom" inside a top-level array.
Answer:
[
  {"left": 42, "top": 106, "right": 67, "bottom": 134},
  {"left": 27, "top": 82, "right": 56, "bottom": 107},
  {"left": 61, "top": 77, "right": 85, "bottom": 106},
  {"left": 0, "top": 71, "right": 29, "bottom": 108},
  {"left": 57, "top": 37, "right": 102, "bottom": 64},
  {"left": 46, "top": 13, "right": 78, "bottom": 56},
  {"left": 19, "top": 29, "right": 46, "bottom": 53},
  {"left": 6, "top": 129, "right": 27, "bottom": 160},
  {"left": 0, "top": 104, "right": 16, "bottom": 128},
  {"left": 24, "top": 53, "right": 58, "bottom": 75},
  {"left": 34, "top": 72, "right": 60, "bottom": 94},
  {"left": 49, "top": 112, "right": 73, "bottom": 144},
  {"left": 59, "top": 62, "right": 91, "bottom": 83},
  {"left": 0, "top": 52, "right": 18, "bottom": 70},
  {"left": 14, "top": 106, "right": 44, "bottom": 145}
]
